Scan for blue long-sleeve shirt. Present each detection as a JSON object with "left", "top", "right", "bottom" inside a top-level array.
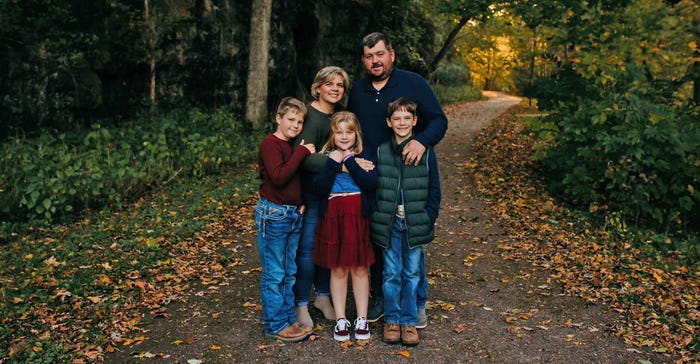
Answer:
[
  {"left": 347, "top": 68, "right": 448, "bottom": 161},
  {"left": 313, "top": 151, "right": 378, "bottom": 217}
]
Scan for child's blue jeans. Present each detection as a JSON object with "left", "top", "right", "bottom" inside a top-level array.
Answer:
[
  {"left": 293, "top": 194, "right": 331, "bottom": 307},
  {"left": 255, "top": 197, "right": 303, "bottom": 335},
  {"left": 382, "top": 217, "right": 422, "bottom": 326}
]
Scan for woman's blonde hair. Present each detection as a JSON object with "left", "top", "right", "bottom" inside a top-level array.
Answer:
[
  {"left": 321, "top": 111, "right": 364, "bottom": 154},
  {"left": 310, "top": 66, "right": 350, "bottom": 101}
]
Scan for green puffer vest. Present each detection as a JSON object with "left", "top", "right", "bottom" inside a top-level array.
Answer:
[{"left": 370, "top": 138, "right": 435, "bottom": 249}]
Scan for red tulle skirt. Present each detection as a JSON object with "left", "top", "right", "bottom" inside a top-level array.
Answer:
[{"left": 313, "top": 194, "right": 375, "bottom": 269}]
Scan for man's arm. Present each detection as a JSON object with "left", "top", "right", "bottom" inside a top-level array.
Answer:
[
  {"left": 425, "top": 149, "right": 441, "bottom": 224},
  {"left": 414, "top": 77, "right": 448, "bottom": 149}
]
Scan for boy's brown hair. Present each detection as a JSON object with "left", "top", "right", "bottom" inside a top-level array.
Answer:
[
  {"left": 386, "top": 97, "right": 417, "bottom": 118},
  {"left": 276, "top": 97, "right": 307, "bottom": 117}
]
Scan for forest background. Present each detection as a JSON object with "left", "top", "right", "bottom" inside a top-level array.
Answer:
[{"left": 0, "top": 0, "right": 698, "bottom": 362}]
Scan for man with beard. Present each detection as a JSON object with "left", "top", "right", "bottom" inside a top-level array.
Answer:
[{"left": 347, "top": 32, "right": 448, "bottom": 328}]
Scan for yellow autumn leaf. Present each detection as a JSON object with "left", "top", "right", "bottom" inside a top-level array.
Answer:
[
  {"left": 397, "top": 351, "right": 411, "bottom": 358},
  {"left": 210, "top": 344, "right": 221, "bottom": 350},
  {"left": 505, "top": 316, "right": 518, "bottom": 323},
  {"left": 98, "top": 274, "right": 112, "bottom": 285},
  {"left": 651, "top": 269, "right": 664, "bottom": 284},
  {"left": 171, "top": 339, "right": 184, "bottom": 345}
]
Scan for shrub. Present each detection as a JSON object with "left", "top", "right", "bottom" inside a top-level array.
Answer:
[
  {"left": 530, "top": 69, "right": 699, "bottom": 241},
  {"left": 433, "top": 84, "right": 483, "bottom": 104},
  {"left": 0, "top": 108, "right": 262, "bottom": 227},
  {"left": 430, "top": 64, "right": 472, "bottom": 87}
]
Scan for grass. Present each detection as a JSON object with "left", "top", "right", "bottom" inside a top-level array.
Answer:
[{"left": 0, "top": 164, "right": 259, "bottom": 362}]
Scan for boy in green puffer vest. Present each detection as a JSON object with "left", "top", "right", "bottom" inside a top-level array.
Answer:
[{"left": 371, "top": 97, "right": 441, "bottom": 346}]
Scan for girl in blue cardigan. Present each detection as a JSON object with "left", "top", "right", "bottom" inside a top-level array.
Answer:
[{"left": 312, "top": 111, "right": 378, "bottom": 342}]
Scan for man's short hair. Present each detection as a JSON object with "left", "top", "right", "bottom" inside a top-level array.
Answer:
[{"left": 361, "top": 32, "right": 392, "bottom": 52}]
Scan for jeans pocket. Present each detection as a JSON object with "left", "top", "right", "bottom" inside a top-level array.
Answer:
[{"left": 265, "top": 207, "right": 286, "bottom": 221}]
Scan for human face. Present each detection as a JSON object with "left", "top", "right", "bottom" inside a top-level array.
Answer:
[
  {"left": 362, "top": 41, "right": 395, "bottom": 81},
  {"left": 387, "top": 109, "right": 417, "bottom": 144},
  {"left": 333, "top": 121, "right": 357, "bottom": 152},
  {"left": 317, "top": 75, "right": 345, "bottom": 107},
  {"left": 274, "top": 110, "right": 304, "bottom": 141}
]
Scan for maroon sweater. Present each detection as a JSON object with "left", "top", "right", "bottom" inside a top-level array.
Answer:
[{"left": 257, "top": 134, "right": 310, "bottom": 206}]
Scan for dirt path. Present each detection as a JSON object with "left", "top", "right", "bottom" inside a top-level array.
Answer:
[{"left": 105, "top": 92, "right": 668, "bottom": 363}]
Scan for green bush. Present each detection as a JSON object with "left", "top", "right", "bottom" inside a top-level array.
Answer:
[
  {"left": 433, "top": 84, "right": 483, "bottom": 105},
  {"left": 530, "top": 68, "right": 699, "bottom": 241},
  {"left": 0, "top": 108, "right": 261, "bottom": 227},
  {"left": 430, "top": 64, "right": 471, "bottom": 87}
]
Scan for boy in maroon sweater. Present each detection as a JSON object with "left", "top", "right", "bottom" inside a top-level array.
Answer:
[{"left": 255, "top": 97, "right": 315, "bottom": 342}]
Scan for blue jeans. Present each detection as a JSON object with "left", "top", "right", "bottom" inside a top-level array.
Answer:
[
  {"left": 417, "top": 249, "right": 428, "bottom": 309},
  {"left": 382, "top": 217, "right": 422, "bottom": 326},
  {"left": 293, "top": 195, "right": 331, "bottom": 306},
  {"left": 255, "top": 197, "right": 303, "bottom": 335},
  {"left": 372, "top": 237, "right": 427, "bottom": 307}
]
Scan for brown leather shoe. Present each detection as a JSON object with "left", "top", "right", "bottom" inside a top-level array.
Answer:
[
  {"left": 383, "top": 324, "right": 401, "bottom": 344},
  {"left": 292, "top": 321, "right": 313, "bottom": 335},
  {"left": 265, "top": 324, "right": 309, "bottom": 343},
  {"left": 401, "top": 326, "right": 419, "bottom": 346}
]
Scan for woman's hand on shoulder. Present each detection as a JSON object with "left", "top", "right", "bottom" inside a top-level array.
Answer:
[{"left": 354, "top": 157, "right": 375, "bottom": 172}]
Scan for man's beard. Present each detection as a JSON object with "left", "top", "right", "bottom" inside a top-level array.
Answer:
[{"left": 371, "top": 64, "right": 392, "bottom": 82}]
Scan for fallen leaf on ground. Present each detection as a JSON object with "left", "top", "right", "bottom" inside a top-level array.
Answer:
[{"left": 397, "top": 351, "right": 411, "bottom": 358}]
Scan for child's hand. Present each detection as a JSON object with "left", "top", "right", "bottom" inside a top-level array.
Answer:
[
  {"left": 299, "top": 139, "right": 316, "bottom": 154},
  {"left": 328, "top": 149, "right": 343, "bottom": 162},
  {"left": 355, "top": 157, "right": 375, "bottom": 171}
]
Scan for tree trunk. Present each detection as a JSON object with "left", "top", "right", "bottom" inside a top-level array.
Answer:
[
  {"left": 428, "top": 17, "right": 469, "bottom": 75},
  {"left": 528, "top": 36, "right": 537, "bottom": 106},
  {"left": 246, "top": 0, "right": 272, "bottom": 129},
  {"left": 693, "top": 58, "right": 700, "bottom": 104},
  {"left": 144, "top": 0, "right": 156, "bottom": 111}
]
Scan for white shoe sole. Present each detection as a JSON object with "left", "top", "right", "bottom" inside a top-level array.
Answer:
[
  {"left": 355, "top": 332, "right": 371, "bottom": 340},
  {"left": 334, "top": 333, "right": 350, "bottom": 341}
]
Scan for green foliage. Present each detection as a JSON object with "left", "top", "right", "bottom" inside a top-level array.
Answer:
[
  {"left": 0, "top": 109, "right": 262, "bottom": 227},
  {"left": 530, "top": 68, "right": 699, "bottom": 240},
  {"left": 430, "top": 64, "right": 472, "bottom": 86},
  {"left": 433, "top": 84, "right": 484, "bottom": 105},
  {"left": 518, "top": 0, "right": 700, "bottom": 249}
]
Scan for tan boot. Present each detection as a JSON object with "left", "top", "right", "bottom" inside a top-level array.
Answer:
[
  {"left": 295, "top": 305, "right": 313, "bottom": 328},
  {"left": 401, "top": 326, "right": 419, "bottom": 346},
  {"left": 382, "top": 324, "right": 401, "bottom": 344},
  {"left": 313, "top": 295, "right": 335, "bottom": 321},
  {"left": 265, "top": 324, "right": 308, "bottom": 343},
  {"left": 292, "top": 321, "right": 313, "bottom": 335}
]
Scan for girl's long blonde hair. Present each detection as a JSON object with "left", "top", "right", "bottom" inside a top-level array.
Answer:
[{"left": 321, "top": 111, "right": 364, "bottom": 154}]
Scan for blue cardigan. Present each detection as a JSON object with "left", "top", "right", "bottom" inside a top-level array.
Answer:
[{"left": 312, "top": 151, "right": 377, "bottom": 218}]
